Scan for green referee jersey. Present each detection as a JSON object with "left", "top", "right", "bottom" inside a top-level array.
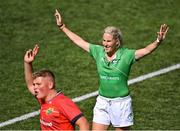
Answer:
[{"left": 89, "top": 44, "right": 136, "bottom": 98}]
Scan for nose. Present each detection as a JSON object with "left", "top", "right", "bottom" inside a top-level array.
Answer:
[
  {"left": 33, "top": 84, "right": 38, "bottom": 90},
  {"left": 103, "top": 41, "right": 108, "bottom": 46}
]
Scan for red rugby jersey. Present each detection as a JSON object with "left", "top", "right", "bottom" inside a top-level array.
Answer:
[{"left": 38, "top": 92, "right": 83, "bottom": 130}]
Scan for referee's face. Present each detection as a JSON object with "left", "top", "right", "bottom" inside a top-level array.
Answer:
[{"left": 102, "top": 33, "right": 118, "bottom": 55}]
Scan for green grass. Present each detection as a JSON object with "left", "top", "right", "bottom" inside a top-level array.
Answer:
[{"left": 0, "top": 0, "right": 180, "bottom": 130}]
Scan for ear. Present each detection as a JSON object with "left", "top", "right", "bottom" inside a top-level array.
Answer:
[
  {"left": 116, "top": 39, "right": 120, "bottom": 48},
  {"left": 48, "top": 81, "right": 54, "bottom": 89},
  {"left": 116, "top": 39, "right": 119, "bottom": 44}
]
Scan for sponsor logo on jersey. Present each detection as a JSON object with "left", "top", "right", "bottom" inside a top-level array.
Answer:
[
  {"left": 40, "top": 119, "right": 52, "bottom": 127},
  {"left": 100, "top": 75, "right": 120, "bottom": 80}
]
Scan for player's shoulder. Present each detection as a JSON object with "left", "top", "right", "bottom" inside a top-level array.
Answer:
[
  {"left": 54, "top": 93, "right": 74, "bottom": 104},
  {"left": 55, "top": 93, "right": 70, "bottom": 100},
  {"left": 54, "top": 93, "right": 80, "bottom": 110}
]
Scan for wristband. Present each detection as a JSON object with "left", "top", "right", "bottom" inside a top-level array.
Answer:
[
  {"left": 156, "top": 38, "right": 160, "bottom": 43},
  {"left": 156, "top": 38, "right": 162, "bottom": 43},
  {"left": 58, "top": 23, "right": 65, "bottom": 29}
]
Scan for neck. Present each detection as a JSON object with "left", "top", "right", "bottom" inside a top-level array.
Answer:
[
  {"left": 45, "top": 89, "right": 57, "bottom": 102},
  {"left": 107, "top": 47, "right": 118, "bottom": 57},
  {"left": 106, "top": 49, "right": 118, "bottom": 61},
  {"left": 107, "top": 52, "right": 115, "bottom": 57}
]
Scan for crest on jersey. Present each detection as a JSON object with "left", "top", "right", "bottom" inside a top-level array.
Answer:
[
  {"left": 43, "top": 107, "right": 59, "bottom": 115},
  {"left": 46, "top": 108, "right": 54, "bottom": 114}
]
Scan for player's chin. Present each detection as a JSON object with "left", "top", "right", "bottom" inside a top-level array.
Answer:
[
  {"left": 36, "top": 94, "right": 43, "bottom": 99},
  {"left": 35, "top": 93, "right": 42, "bottom": 99},
  {"left": 34, "top": 91, "right": 38, "bottom": 97},
  {"left": 35, "top": 93, "right": 39, "bottom": 98},
  {"left": 104, "top": 48, "right": 111, "bottom": 53}
]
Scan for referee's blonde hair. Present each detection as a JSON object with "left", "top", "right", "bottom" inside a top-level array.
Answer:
[{"left": 103, "top": 26, "right": 123, "bottom": 48}]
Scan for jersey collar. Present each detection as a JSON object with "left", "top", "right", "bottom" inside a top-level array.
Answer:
[
  {"left": 103, "top": 47, "right": 124, "bottom": 64},
  {"left": 47, "top": 91, "right": 62, "bottom": 103}
]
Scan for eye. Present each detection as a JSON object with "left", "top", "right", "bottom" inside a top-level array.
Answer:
[
  {"left": 103, "top": 39, "right": 111, "bottom": 42},
  {"left": 37, "top": 83, "right": 41, "bottom": 86}
]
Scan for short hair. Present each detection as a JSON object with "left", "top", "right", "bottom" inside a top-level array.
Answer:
[
  {"left": 33, "top": 69, "right": 55, "bottom": 88},
  {"left": 103, "top": 26, "right": 123, "bottom": 47}
]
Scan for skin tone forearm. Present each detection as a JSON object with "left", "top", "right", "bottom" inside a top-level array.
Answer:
[
  {"left": 55, "top": 9, "right": 89, "bottom": 52},
  {"left": 135, "top": 24, "right": 169, "bottom": 60},
  {"left": 135, "top": 40, "right": 160, "bottom": 59},
  {"left": 24, "top": 45, "right": 39, "bottom": 95},
  {"left": 144, "top": 40, "right": 160, "bottom": 54},
  {"left": 24, "top": 62, "right": 33, "bottom": 92},
  {"left": 59, "top": 26, "right": 89, "bottom": 52}
]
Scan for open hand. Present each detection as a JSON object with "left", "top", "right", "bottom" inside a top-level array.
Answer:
[
  {"left": 157, "top": 24, "right": 169, "bottom": 42},
  {"left": 55, "top": 9, "right": 63, "bottom": 27},
  {"left": 24, "top": 44, "right": 39, "bottom": 63}
]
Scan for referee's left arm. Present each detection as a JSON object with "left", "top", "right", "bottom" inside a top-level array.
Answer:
[{"left": 135, "top": 24, "right": 169, "bottom": 60}]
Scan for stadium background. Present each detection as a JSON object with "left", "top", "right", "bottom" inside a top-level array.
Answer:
[{"left": 0, "top": 0, "right": 180, "bottom": 130}]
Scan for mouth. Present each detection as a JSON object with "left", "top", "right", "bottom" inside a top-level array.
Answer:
[
  {"left": 34, "top": 91, "right": 39, "bottom": 97},
  {"left": 104, "top": 46, "right": 111, "bottom": 50}
]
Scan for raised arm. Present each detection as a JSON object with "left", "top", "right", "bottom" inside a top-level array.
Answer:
[
  {"left": 135, "top": 24, "right": 169, "bottom": 60},
  {"left": 24, "top": 44, "right": 39, "bottom": 95},
  {"left": 55, "top": 9, "right": 90, "bottom": 52}
]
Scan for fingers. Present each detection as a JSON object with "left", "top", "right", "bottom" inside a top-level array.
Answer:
[
  {"left": 162, "top": 27, "right": 169, "bottom": 40},
  {"left": 55, "top": 12, "right": 59, "bottom": 19},
  {"left": 160, "top": 25, "right": 163, "bottom": 33},
  {"left": 24, "top": 44, "right": 39, "bottom": 63},
  {"left": 25, "top": 44, "right": 39, "bottom": 59},
  {"left": 162, "top": 24, "right": 168, "bottom": 32},
  {"left": 157, "top": 32, "right": 160, "bottom": 37},
  {"left": 26, "top": 49, "right": 33, "bottom": 58},
  {"left": 160, "top": 24, "right": 168, "bottom": 32},
  {"left": 55, "top": 9, "right": 63, "bottom": 26},
  {"left": 55, "top": 9, "right": 59, "bottom": 14},
  {"left": 164, "top": 26, "right": 169, "bottom": 35},
  {"left": 33, "top": 44, "right": 39, "bottom": 56},
  {"left": 161, "top": 24, "right": 169, "bottom": 38},
  {"left": 55, "top": 9, "right": 60, "bottom": 18},
  {"left": 157, "top": 31, "right": 162, "bottom": 41},
  {"left": 157, "top": 24, "right": 169, "bottom": 41}
]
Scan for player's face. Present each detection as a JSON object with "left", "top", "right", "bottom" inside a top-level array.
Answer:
[
  {"left": 102, "top": 33, "right": 118, "bottom": 54},
  {"left": 33, "top": 77, "right": 51, "bottom": 99}
]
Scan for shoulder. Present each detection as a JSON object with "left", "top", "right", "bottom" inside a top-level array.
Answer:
[
  {"left": 55, "top": 93, "right": 72, "bottom": 103},
  {"left": 89, "top": 43, "right": 103, "bottom": 51},
  {"left": 89, "top": 43, "right": 104, "bottom": 58},
  {"left": 121, "top": 47, "right": 134, "bottom": 52},
  {"left": 53, "top": 93, "right": 78, "bottom": 108},
  {"left": 54, "top": 94, "right": 82, "bottom": 118},
  {"left": 120, "top": 47, "right": 135, "bottom": 55},
  {"left": 120, "top": 47, "right": 136, "bottom": 64}
]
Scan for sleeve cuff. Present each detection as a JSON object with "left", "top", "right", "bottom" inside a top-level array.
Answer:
[{"left": 70, "top": 113, "right": 84, "bottom": 126}]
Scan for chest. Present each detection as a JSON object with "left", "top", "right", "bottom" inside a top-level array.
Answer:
[
  {"left": 40, "top": 103, "right": 60, "bottom": 120},
  {"left": 96, "top": 55, "right": 132, "bottom": 76},
  {"left": 40, "top": 103, "right": 68, "bottom": 123}
]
